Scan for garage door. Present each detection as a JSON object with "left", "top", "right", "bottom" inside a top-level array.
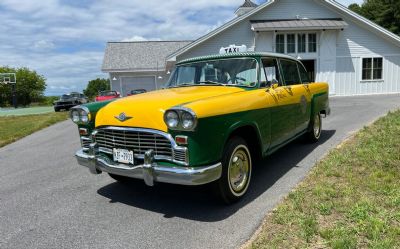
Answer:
[{"left": 121, "top": 76, "right": 156, "bottom": 96}]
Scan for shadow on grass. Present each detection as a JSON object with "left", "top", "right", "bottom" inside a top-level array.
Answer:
[{"left": 97, "top": 129, "right": 336, "bottom": 222}]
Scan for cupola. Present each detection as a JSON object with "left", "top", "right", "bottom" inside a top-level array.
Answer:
[{"left": 235, "top": 0, "right": 258, "bottom": 17}]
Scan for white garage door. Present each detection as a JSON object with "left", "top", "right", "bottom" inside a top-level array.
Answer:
[{"left": 121, "top": 76, "right": 156, "bottom": 96}]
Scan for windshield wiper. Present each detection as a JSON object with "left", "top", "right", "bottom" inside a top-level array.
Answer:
[
  {"left": 197, "top": 81, "right": 224, "bottom": 85},
  {"left": 168, "top": 83, "right": 195, "bottom": 88},
  {"left": 167, "top": 81, "right": 225, "bottom": 89}
]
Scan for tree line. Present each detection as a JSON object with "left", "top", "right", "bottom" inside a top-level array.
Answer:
[
  {"left": 0, "top": 67, "right": 46, "bottom": 107},
  {"left": 349, "top": 0, "right": 400, "bottom": 36}
]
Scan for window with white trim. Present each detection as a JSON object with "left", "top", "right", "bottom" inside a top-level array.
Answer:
[
  {"left": 275, "top": 33, "right": 317, "bottom": 54},
  {"left": 362, "top": 57, "right": 383, "bottom": 80},
  {"left": 308, "top": 34, "right": 317, "bottom": 53},
  {"left": 298, "top": 34, "right": 306, "bottom": 53},
  {"left": 276, "top": 34, "right": 285, "bottom": 53},
  {"left": 287, "top": 34, "right": 296, "bottom": 53}
]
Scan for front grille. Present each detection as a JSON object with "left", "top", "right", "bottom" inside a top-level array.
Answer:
[
  {"left": 173, "top": 149, "right": 187, "bottom": 163},
  {"left": 95, "top": 127, "right": 173, "bottom": 159},
  {"left": 81, "top": 136, "right": 91, "bottom": 149},
  {"left": 58, "top": 101, "right": 73, "bottom": 105}
]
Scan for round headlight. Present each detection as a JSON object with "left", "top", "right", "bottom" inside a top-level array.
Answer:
[
  {"left": 165, "top": 111, "right": 179, "bottom": 128},
  {"left": 71, "top": 110, "right": 80, "bottom": 123},
  {"left": 80, "top": 110, "right": 89, "bottom": 123},
  {"left": 182, "top": 111, "right": 195, "bottom": 129}
]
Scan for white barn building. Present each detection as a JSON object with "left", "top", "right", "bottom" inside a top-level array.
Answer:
[{"left": 102, "top": 0, "right": 400, "bottom": 96}]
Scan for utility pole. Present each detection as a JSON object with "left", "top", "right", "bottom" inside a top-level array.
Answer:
[{"left": 12, "top": 83, "right": 17, "bottom": 108}]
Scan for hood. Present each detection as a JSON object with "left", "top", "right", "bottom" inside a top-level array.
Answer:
[{"left": 95, "top": 86, "right": 244, "bottom": 132}]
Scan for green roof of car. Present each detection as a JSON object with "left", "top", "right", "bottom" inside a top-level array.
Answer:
[{"left": 176, "top": 52, "right": 299, "bottom": 65}]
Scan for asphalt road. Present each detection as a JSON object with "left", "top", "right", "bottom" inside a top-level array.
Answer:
[{"left": 1, "top": 94, "right": 399, "bottom": 249}]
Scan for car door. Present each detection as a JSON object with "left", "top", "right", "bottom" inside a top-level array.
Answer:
[
  {"left": 278, "top": 59, "right": 313, "bottom": 136},
  {"left": 277, "top": 59, "right": 306, "bottom": 140},
  {"left": 261, "top": 57, "right": 293, "bottom": 148}
]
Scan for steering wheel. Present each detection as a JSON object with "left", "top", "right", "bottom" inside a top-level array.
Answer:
[{"left": 235, "top": 77, "right": 247, "bottom": 83}]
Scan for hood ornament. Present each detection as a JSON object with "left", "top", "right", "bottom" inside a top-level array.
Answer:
[{"left": 115, "top": 112, "right": 132, "bottom": 122}]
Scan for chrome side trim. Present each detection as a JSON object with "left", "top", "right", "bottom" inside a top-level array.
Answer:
[{"left": 75, "top": 148, "right": 222, "bottom": 186}]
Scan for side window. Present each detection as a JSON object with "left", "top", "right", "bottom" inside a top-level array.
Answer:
[
  {"left": 297, "top": 63, "right": 310, "bottom": 84},
  {"left": 261, "top": 58, "right": 281, "bottom": 87},
  {"left": 280, "top": 59, "right": 301, "bottom": 86}
]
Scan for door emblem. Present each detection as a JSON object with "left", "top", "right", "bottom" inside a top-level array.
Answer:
[{"left": 115, "top": 112, "right": 132, "bottom": 122}]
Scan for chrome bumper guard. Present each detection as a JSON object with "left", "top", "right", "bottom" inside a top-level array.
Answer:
[{"left": 75, "top": 143, "right": 222, "bottom": 186}]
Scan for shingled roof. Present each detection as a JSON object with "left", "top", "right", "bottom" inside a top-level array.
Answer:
[
  {"left": 240, "top": 0, "right": 258, "bottom": 8},
  {"left": 102, "top": 41, "right": 192, "bottom": 72}
]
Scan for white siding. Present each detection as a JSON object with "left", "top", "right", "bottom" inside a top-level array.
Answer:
[
  {"left": 255, "top": 31, "right": 273, "bottom": 52},
  {"left": 336, "top": 17, "right": 400, "bottom": 57},
  {"left": 252, "top": 0, "right": 338, "bottom": 20},
  {"left": 177, "top": 20, "right": 255, "bottom": 61},
  {"left": 317, "top": 30, "right": 337, "bottom": 94},
  {"left": 335, "top": 56, "right": 400, "bottom": 95}
]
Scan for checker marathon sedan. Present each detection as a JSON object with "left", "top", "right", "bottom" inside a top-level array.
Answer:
[{"left": 71, "top": 51, "right": 330, "bottom": 203}]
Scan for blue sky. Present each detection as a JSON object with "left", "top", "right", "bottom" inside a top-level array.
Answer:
[{"left": 0, "top": 0, "right": 363, "bottom": 95}]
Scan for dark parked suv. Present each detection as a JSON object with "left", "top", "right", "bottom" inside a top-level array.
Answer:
[{"left": 54, "top": 92, "right": 88, "bottom": 112}]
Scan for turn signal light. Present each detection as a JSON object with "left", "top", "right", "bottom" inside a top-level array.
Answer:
[
  {"left": 79, "top": 128, "right": 88, "bottom": 136},
  {"left": 175, "top": 136, "right": 188, "bottom": 145}
]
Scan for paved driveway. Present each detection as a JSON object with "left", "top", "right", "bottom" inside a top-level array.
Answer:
[{"left": 0, "top": 94, "right": 399, "bottom": 249}]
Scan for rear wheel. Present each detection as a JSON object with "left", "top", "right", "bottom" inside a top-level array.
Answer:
[
  {"left": 306, "top": 112, "right": 322, "bottom": 142},
  {"left": 215, "top": 137, "right": 252, "bottom": 204},
  {"left": 54, "top": 107, "right": 60, "bottom": 112}
]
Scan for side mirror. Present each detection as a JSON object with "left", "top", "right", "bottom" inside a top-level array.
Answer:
[{"left": 266, "top": 83, "right": 279, "bottom": 92}]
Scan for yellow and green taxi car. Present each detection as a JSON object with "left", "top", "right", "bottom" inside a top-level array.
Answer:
[{"left": 71, "top": 52, "right": 330, "bottom": 203}]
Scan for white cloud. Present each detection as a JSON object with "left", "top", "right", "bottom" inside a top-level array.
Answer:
[
  {"left": 121, "top": 36, "right": 148, "bottom": 42},
  {"left": 34, "top": 40, "right": 55, "bottom": 50}
]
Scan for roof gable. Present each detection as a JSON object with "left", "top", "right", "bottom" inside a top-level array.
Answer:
[
  {"left": 167, "top": 0, "right": 400, "bottom": 61},
  {"left": 102, "top": 41, "right": 191, "bottom": 72}
]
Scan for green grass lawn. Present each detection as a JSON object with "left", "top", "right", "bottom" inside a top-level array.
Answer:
[
  {"left": 0, "top": 112, "right": 69, "bottom": 147},
  {"left": 249, "top": 110, "right": 400, "bottom": 249}
]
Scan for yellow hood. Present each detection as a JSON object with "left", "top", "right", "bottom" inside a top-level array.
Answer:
[{"left": 95, "top": 86, "right": 245, "bottom": 132}]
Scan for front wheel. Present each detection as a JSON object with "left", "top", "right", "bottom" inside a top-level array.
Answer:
[
  {"left": 306, "top": 112, "right": 322, "bottom": 143},
  {"left": 215, "top": 137, "right": 252, "bottom": 204}
]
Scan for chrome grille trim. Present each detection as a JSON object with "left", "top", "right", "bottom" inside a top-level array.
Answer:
[
  {"left": 93, "top": 127, "right": 189, "bottom": 166},
  {"left": 80, "top": 136, "right": 91, "bottom": 150}
]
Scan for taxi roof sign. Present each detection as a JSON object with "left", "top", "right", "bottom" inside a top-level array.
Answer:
[{"left": 219, "top": 44, "right": 247, "bottom": 54}]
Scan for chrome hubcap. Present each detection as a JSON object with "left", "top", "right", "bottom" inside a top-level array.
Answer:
[
  {"left": 228, "top": 147, "right": 250, "bottom": 193},
  {"left": 314, "top": 114, "right": 321, "bottom": 138}
]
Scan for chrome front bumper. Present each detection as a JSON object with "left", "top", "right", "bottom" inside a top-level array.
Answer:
[{"left": 75, "top": 147, "right": 222, "bottom": 186}]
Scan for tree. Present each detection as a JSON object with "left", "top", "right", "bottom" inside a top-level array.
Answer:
[
  {"left": 83, "top": 78, "right": 110, "bottom": 100},
  {"left": 0, "top": 66, "right": 46, "bottom": 107},
  {"left": 349, "top": 0, "right": 400, "bottom": 36}
]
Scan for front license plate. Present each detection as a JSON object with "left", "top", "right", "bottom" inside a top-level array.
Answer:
[{"left": 113, "top": 148, "right": 134, "bottom": 165}]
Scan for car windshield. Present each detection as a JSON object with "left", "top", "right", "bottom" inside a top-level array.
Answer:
[
  {"left": 60, "top": 94, "right": 70, "bottom": 100},
  {"left": 100, "top": 91, "right": 116, "bottom": 96},
  {"left": 167, "top": 58, "right": 258, "bottom": 88}
]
